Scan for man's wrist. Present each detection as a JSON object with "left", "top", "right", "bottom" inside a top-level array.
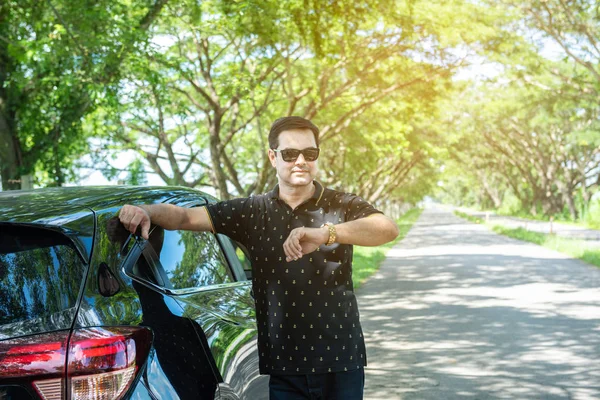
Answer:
[
  {"left": 321, "top": 222, "right": 337, "bottom": 246},
  {"left": 139, "top": 205, "right": 152, "bottom": 218},
  {"left": 320, "top": 225, "right": 330, "bottom": 245}
]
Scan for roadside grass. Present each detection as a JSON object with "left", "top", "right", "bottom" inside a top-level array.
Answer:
[
  {"left": 455, "top": 211, "right": 482, "bottom": 224},
  {"left": 455, "top": 211, "right": 600, "bottom": 268},
  {"left": 483, "top": 208, "right": 600, "bottom": 230},
  {"left": 352, "top": 208, "right": 422, "bottom": 289}
]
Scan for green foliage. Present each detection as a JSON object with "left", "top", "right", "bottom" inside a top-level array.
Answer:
[
  {"left": 4, "top": 0, "right": 597, "bottom": 221},
  {"left": 454, "top": 211, "right": 482, "bottom": 224},
  {"left": 0, "top": 0, "right": 167, "bottom": 189},
  {"left": 497, "top": 192, "right": 522, "bottom": 215},
  {"left": 491, "top": 225, "right": 600, "bottom": 268},
  {"left": 441, "top": 62, "right": 600, "bottom": 219},
  {"left": 583, "top": 197, "right": 600, "bottom": 229},
  {"left": 127, "top": 159, "right": 148, "bottom": 186},
  {"left": 439, "top": 0, "right": 600, "bottom": 220},
  {"left": 93, "top": 0, "right": 503, "bottom": 203}
]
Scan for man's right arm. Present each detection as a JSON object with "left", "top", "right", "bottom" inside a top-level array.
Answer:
[{"left": 119, "top": 204, "right": 213, "bottom": 240}]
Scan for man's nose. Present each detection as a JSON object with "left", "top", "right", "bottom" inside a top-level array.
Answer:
[{"left": 295, "top": 153, "right": 307, "bottom": 165}]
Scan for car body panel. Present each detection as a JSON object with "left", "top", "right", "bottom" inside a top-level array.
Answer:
[
  {"left": 175, "top": 281, "right": 268, "bottom": 400},
  {"left": 0, "top": 185, "right": 204, "bottom": 262},
  {"left": 0, "top": 186, "right": 267, "bottom": 400},
  {"left": 0, "top": 186, "right": 197, "bottom": 218}
]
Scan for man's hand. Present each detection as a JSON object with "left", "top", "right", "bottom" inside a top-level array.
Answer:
[
  {"left": 119, "top": 205, "right": 151, "bottom": 240},
  {"left": 283, "top": 226, "right": 329, "bottom": 262}
]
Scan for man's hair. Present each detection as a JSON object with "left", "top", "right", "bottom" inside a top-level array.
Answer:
[{"left": 268, "top": 116, "right": 320, "bottom": 149}]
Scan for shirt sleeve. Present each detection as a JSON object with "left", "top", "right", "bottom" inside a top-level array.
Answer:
[
  {"left": 205, "top": 197, "right": 253, "bottom": 245},
  {"left": 344, "top": 194, "right": 383, "bottom": 221}
]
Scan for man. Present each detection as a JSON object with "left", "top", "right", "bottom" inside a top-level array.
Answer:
[{"left": 119, "top": 116, "right": 399, "bottom": 399}]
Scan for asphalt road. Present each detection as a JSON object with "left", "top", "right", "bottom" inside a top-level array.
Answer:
[{"left": 357, "top": 207, "right": 600, "bottom": 400}]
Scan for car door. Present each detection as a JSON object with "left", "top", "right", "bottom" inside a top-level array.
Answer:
[
  {"left": 141, "top": 205, "right": 267, "bottom": 400},
  {"left": 115, "top": 225, "right": 221, "bottom": 400}
]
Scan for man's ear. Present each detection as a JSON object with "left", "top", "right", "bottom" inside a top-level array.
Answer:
[{"left": 268, "top": 149, "right": 277, "bottom": 168}]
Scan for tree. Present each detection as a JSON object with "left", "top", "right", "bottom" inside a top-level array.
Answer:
[
  {"left": 0, "top": 0, "right": 167, "bottom": 190},
  {"left": 444, "top": 68, "right": 600, "bottom": 218},
  {"left": 103, "top": 0, "right": 501, "bottom": 202}
]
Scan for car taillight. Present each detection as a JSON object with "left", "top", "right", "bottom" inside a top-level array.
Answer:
[
  {"left": 66, "top": 327, "right": 151, "bottom": 400},
  {"left": 0, "top": 331, "right": 68, "bottom": 399},
  {"left": 0, "top": 327, "right": 152, "bottom": 400}
]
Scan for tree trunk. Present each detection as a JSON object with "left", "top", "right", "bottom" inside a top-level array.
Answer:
[
  {"left": 208, "top": 114, "right": 230, "bottom": 200},
  {"left": 480, "top": 174, "right": 502, "bottom": 208},
  {"left": 564, "top": 191, "right": 577, "bottom": 219},
  {"left": 0, "top": 104, "right": 21, "bottom": 190},
  {"left": 557, "top": 181, "right": 577, "bottom": 219},
  {"left": 0, "top": 13, "right": 21, "bottom": 190}
]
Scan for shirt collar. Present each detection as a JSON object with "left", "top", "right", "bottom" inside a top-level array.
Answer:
[{"left": 269, "top": 180, "right": 325, "bottom": 206}]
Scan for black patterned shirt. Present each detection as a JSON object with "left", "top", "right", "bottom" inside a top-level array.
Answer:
[{"left": 205, "top": 181, "right": 382, "bottom": 375}]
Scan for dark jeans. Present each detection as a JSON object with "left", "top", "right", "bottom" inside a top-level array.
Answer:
[{"left": 269, "top": 368, "right": 365, "bottom": 400}]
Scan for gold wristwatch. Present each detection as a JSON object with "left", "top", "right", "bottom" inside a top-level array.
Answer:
[{"left": 321, "top": 222, "right": 337, "bottom": 246}]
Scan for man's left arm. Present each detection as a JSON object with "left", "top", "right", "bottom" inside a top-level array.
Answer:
[
  {"left": 333, "top": 213, "right": 399, "bottom": 246},
  {"left": 283, "top": 213, "right": 399, "bottom": 262}
]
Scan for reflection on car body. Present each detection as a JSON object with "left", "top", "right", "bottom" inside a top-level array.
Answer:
[{"left": 0, "top": 186, "right": 268, "bottom": 400}]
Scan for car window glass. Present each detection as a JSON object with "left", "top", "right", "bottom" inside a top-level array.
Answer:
[
  {"left": 0, "top": 226, "right": 85, "bottom": 326},
  {"left": 131, "top": 247, "right": 163, "bottom": 287},
  {"left": 232, "top": 241, "right": 252, "bottom": 280},
  {"left": 147, "top": 228, "right": 234, "bottom": 290}
]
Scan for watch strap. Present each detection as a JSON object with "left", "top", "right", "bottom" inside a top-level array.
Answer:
[{"left": 322, "top": 222, "right": 336, "bottom": 246}]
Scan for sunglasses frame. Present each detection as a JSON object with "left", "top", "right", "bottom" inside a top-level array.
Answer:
[{"left": 272, "top": 147, "right": 320, "bottom": 162}]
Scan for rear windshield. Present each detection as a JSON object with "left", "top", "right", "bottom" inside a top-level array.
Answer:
[{"left": 0, "top": 225, "right": 86, "bottom": 326}]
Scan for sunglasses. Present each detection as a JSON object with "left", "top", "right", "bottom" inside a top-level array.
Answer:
[{"left": 272, "top": 147, "right": 320, "bottom": 162}]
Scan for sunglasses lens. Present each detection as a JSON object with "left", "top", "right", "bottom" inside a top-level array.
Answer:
[
  {"left": 276, "top": 148, "right": 320, "bottom": 162},
  {"left": 280, "top": 149, "right": 301, "bottom": 162},
  {"left": 303, "top": 148, "right": 319, "bottom": 161}
]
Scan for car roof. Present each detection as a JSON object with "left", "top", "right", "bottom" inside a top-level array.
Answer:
[{"left": 0, "top": 186, "right": 212, "bottom": 229}]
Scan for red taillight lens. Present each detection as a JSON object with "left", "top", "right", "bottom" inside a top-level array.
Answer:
[
  {"left": 67, "top": 327, "right": 152, "bottom": 400},
  {"left": 0, "top": 331, "right": 68, "bottom": 400},
  {"left": 69, "top": 331, "right": 132, "bottom": 373},
  {"left": 0, "top": 331, "right": 68, "bottom": 378},
  {"left": 0, "top": 327, "right": 152, "bottom": 400}
]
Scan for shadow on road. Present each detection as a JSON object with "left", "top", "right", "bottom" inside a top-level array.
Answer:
[{"left": 358, "top": 208, "right": 600, "bottom": 400}]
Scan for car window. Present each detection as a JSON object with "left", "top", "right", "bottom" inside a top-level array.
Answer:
[
  {"left": 232, "top": 241, "right": 252, "bottom": 280},
  {"left": 0, "top": 225, "right": 86, "bottom": 326},
  {"left": 145, "top": 228, "right": 234, "bottom": 290}
]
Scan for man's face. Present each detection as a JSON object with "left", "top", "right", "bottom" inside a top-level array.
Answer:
[{"left": 268, "top": 129, "right": 319, "bottom": 188}]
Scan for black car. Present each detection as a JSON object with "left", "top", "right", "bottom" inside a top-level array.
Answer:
[{"left": 0, "top": 186, "right": 268, "bottom": 400}]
